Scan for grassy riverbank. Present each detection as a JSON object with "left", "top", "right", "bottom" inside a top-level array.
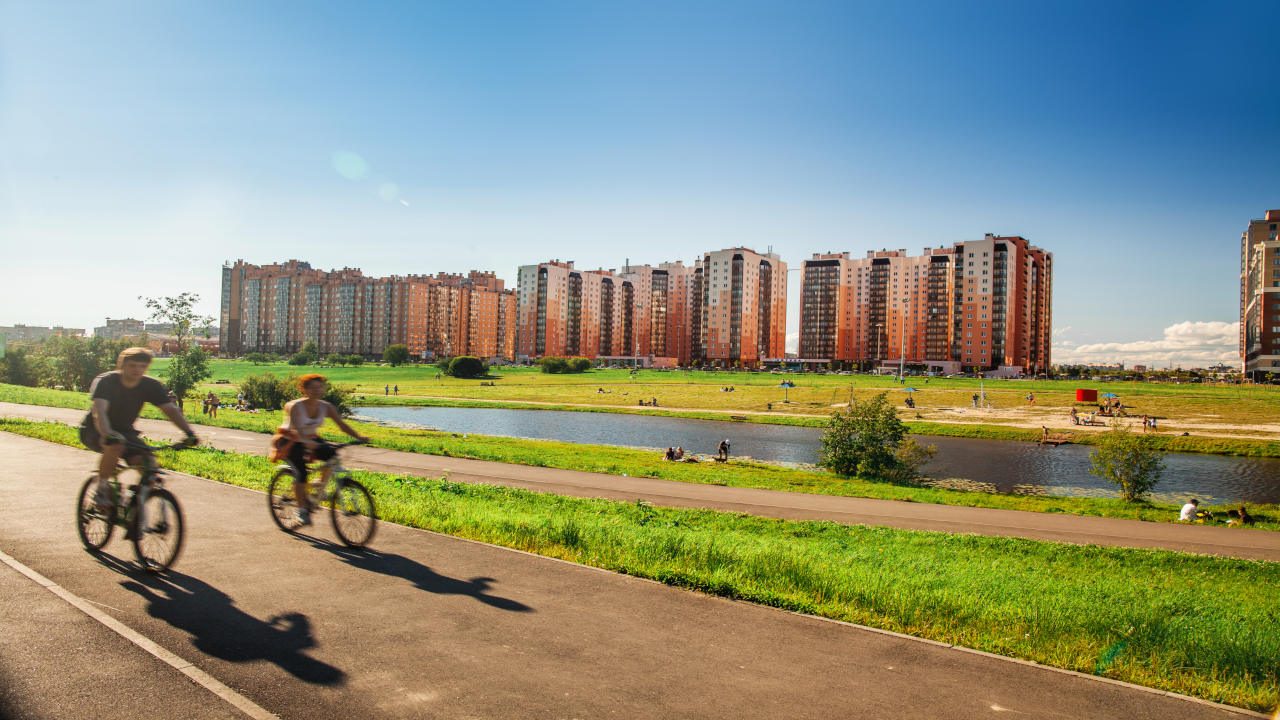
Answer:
[
  {"left": 4, "top": 417, "right": 1275, "bottom": 712},
  {"left": 3, "top": 383, "right": 1278, "bottom": 530},
  {"left": 156, "top": 359, "right": 1280, "bottom": 456}
]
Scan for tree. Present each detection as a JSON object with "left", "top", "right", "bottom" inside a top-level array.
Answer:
[
  {"left": 140, "top": 292, "right": 215, "bottom": 351},
  {"left": 1089, "top": 422, "right": 1166, "bottom": 501},
  {"left": 383, "top": 344, "right": 410, "bottom": 366},
  {"left": 289, "top": 340, "right": 320, "bottom": 366},
  {"left": 244, "top": 352, "right": 274, "bottom": 364},
  {"left": 346, "top": 354, "right": 364, "bottom": 367},
  {"left": 0, "top": 346, "right": 38, "bottom": 386},
  {"left": 447, "top": 356, "right": 487, "bottom": 378},
  {"left": 570, "top": 357, "right": 592, "bottom": 372},
  {"left": 819, "top": 392, "right": 934, "bottom": 481},
  {"left": 41, "top": 336, "right": 120, "bottom": 391},
  {"left": 326, "top": 353, "right": 346, "bottom": 367},
  {"left": 240, "top": 372, "right": 353, "bottom": 416},
  {"left": 164, "top": 346, "right": 212, "bottom": 404}
]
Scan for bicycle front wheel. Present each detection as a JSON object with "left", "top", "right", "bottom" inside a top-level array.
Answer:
[
  {"left": 75, "top": 477, "right": 114, "bottom": 551},
  {"left": 131, "top": 488, "right": 184, "bottom": 572},
  {"left": 330, "top": 477, "right": 376, "bottom": 547}
]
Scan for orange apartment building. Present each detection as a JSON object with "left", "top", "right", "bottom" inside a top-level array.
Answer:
[
  {"left": 516, "top": 259, "right": 699, "bottom": 365},
  {"left": 690, "top": 248, "right": 787, "bottom": 367},
  {"left": 220, "top": 261, "right": 516, "bottom": 360},
  {"left": 800, "top": 234, "right": 1052, "bottom": 375},
  {"left": 1241, "top": 209, "right": 1280, "bottom": 379}
]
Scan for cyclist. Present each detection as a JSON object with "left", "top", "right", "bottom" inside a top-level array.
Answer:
[
  {"left": 80, "top": 347, "right": 198, "bottom": 509},
  {"left": 281, "top": 374, "right": 368, "bottom": 526}
]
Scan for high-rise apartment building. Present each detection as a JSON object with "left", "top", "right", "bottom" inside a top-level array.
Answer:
[
  {"left": 516, "top": 257, "right": 709, "bottom": 365},
  {"left": 220, "top": 260, "right": 516, "bottom": 360},
  {"left": 799, "top": 234, "right": 1052, "bottom": 374},
  {"left": 691, "top": 248, "right": 787, "bottom": 367},
  {"left": 1241, "top": 209, "right": 1280, "bottom": 379}
]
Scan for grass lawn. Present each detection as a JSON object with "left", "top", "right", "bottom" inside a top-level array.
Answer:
[
  {"left": 160, "top": 359, "right": 1280, "bottom": 455},
  {"left": 4, "top": 382, "right": 1278, "bottom": 530},
  {"left": 4, "top": 417, "right": 1276, "bottom": 713}
]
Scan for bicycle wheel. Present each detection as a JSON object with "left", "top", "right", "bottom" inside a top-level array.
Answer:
[
  {"left": 330, "top": 477, "right": 376, "bottom": 547},
  {"left": 268, "top": 467, "right": 308, "bottom": 533},
  {"left": 75, "top": 477, "right": 114, "bottom": 551},
  {"left": 131, "top": 487, "right": 184, "bottom": 572}
]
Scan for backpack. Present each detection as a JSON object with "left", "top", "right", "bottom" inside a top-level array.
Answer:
[{"left": 268, "top": 426, "right": 297, "bottom": 463}]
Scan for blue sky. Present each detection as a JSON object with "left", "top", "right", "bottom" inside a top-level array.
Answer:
[{"left": 2, "top": 1, "right": 1276, "bottom": 367}]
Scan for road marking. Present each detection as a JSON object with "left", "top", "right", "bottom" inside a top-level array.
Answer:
[{"left": 0, "top": 547, "right": 278, "bottom": 720}]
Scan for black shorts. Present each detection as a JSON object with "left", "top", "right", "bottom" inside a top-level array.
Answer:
[
  {"left": 286, "top": 438, "right": 336, "bottom": 478},
  {"left": 79, "top": 424, "right": 145, "bottom": 463}
]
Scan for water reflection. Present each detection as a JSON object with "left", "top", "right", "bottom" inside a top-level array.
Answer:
[{"left": 353, "top": 406, "right": 1280, "bottom": 504}]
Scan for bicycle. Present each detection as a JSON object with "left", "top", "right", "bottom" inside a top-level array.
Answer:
[
  {"left": 267, "top": 440, "right": 377, "bottom": 547},
  {"left": 76, "top": 439, "right": 192, "bottom": 572}
]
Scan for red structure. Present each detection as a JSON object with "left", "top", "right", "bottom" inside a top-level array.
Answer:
[{"left": 1075, "top": 389, "right": 1097, "bottom": 402}]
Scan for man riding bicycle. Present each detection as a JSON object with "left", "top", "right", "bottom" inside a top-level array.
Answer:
[
  {"left": 80, "top": 347, "right": 198, "bottom": 509},
  {"left": 281, "top": 374, "right": 368, "bottom": 526}
]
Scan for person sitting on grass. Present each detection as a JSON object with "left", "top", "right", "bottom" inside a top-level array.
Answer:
[
  {"left": 674, "top": 446, "right": 684, "bottom": 460},
  {"left": 665, "top": 447, "right": 675, "bottom": 461},
  {"left": 1227, "top": 506, "right": 1255, "bottom": 526},
  {"left": 1179, "top": 499, "right": 1200, "bottom": 522},
  {"left": 281, "top": 374, "right": 369, "bottom": 526}
]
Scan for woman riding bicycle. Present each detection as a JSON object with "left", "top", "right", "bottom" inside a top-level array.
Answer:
[{"left": 281, "top": 374, "right": 368, "bottom": 526}]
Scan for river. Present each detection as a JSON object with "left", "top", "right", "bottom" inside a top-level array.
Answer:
[{"left": 352, "top": 405, "right": 1280, "bottom": 504}]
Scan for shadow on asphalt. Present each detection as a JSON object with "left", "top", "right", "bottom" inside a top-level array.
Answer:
[
  {"left": 96, "top": 554, "right": 346, "bottom": 686},
  {"left": 300, "top": 537, "right": 534, "bottom": 614}
]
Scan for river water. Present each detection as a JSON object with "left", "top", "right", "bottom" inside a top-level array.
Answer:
[{"left": 352, "top": 405, "right": 1280, "bottom": 504}]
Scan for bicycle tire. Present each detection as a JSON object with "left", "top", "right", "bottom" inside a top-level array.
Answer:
[
  {"left": 267, "top": 467, "right": 308, "bottom": 533},
  {"left": 75, "top": 476, "right": 114, "bottom": 551},
  {"left": 131, "top": 487, "right": 184, "bottom": 572},
  {"left": 330, "top": 477, "right": 376, "bottom": 547}
]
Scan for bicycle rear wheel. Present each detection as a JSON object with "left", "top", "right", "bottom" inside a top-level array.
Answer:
[
  {"left": 131, "top": 488, "right": 184, "bottom": 572},
  {"left": 75, "top": 477, "right": 114, "bottom": 551},
  {"left": 330, "top": 477, "right": 376, "bottom": 547},
  {"left": 268, "top": 467, "right": 308, "bottom": 533}
]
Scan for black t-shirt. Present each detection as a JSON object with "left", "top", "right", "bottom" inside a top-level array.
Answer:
[{"left": 80, "top": 372, "right": 171, "bottom": 433}]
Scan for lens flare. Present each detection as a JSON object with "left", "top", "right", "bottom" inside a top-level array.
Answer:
[{"left": 331, "top": 151, "right": 369, "bottom": 180}]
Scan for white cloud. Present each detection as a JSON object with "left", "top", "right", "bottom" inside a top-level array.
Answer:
[
  {"left": 1052, "top": 321, "right": 1239, "bottom": 369},
  {"left": 1052, "top": 325, "right": 1073, "bottom": 337},
  {"left": 785, "top": 331, "right": 799, "bottom": 353}
]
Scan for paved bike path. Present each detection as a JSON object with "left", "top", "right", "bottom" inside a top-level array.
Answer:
[
  {"left": 0, "top": 432, "right": 1261, "bottom": 719},
  {"left": 3, "top": 401, "right": 1278, "bottom": 562}
]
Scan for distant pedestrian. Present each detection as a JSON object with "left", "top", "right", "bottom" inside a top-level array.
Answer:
[
  {"left": 394, "top": 384, "right": 399, "bottom": 396},
  {"left": 972, "top": 393, "right": 979, "bottom": 408},
  {"left": 1142, "top": 415, "right": 1149, "bottom": 431},
  {"left": 1027, "top": 392, "right": 1035, "bottom": 406},
  {"left": 384, "top": 384, "right": 389, "bottom": 396},
  {"left": 1150, "top": 416, "right": 1158, "bottom": 431},
  {"left": 717, "top": 439, "right": 731, "bottom": 461}
]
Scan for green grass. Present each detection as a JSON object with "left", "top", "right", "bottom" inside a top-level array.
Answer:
[
  {"left": 4, "top": 382, "right": 1278, "bottom": 530},
  {"left": 4, "top": 416, "right": 1276, "bottom": 713}
]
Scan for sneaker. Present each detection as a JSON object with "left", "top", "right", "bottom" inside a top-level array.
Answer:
[
  {"left": 92, "top": 480, "right": 113, "bottom": 514},
  {"left": 295, "top": 508, "right": 312, "bottom": 527}
]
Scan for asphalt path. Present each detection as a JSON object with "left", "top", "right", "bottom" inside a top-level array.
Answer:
[
  {"left": 3, "top": 401, "right": 1278, "bottom": 561},
  {"left": 0, "top": 432, "right": 1263, "bottom": 719}
]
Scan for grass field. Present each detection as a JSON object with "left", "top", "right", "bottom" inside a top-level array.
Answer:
[
  {"left": 4, "top": 382, "right": 1277, "bottom": 529},
  {"left": 4, "top": 417, "right": 1275, "bottom": 713},
  {"left": 159, "top": 360, "right": 1280, "bottom": 455}
]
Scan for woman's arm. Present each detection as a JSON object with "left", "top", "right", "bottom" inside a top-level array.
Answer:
[{"left": 326, "top": 402, "right": 369, "bottom": 441}]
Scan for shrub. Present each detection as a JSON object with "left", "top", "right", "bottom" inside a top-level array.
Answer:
[
  {"left": 239, "top": 371, "right": 353, "bottom": 416},
  {"left": 570, "top": 357, "right": 592, "bottom": 372},
  {"left": 244, "top": 352, "right": 274, "bottom": 364},
  {"left": 383, "top": 344, "right": 410, "bottom": 366},
  {"left": 819, "top": 392, "right": 933, "bottom": 481},
  {"left": 325, "top": 353, "right": 345, "bottom": 366},
  {"left": 447, "top": 356, "right": 487, "bottom": 378},
  {"left": 538, "top": 357, "right": 570, "bottom": 374},
  {"left": 1089, "top": 422, "right": 1166, "bottom": 501},
  {"left": 346, "top": 354, "right": 364, "bottom": 367}
]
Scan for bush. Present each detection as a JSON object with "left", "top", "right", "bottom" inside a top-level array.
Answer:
[
  {"left": 239, "top": 371, "right": 353, "bottom": 416},
  {"left": 383, "top": 344, "right": 410, "bottom": 366},
  {"left": 538, "top": 357, "right": 570, "bottom": 374},
  {"left": 570, "top": 357, "right": 592, "bottom": 372},
  {"left": 819, "top": 392, "right": 933, "bottom": 481},
  {"left": 1089, "top": 422, "right": 1166, "bottom": 501},
  {"left": 447, "top": 356, "right": 487, "bottom": 378},
  {"left": 325, "top": 353, "right": 345, "bottom": 366},
  {"left": 244, "top": 352, "right": 274, "bottom": 364},
  {"left": 346, "top": 354, "right": 364, "bottom": 367}
]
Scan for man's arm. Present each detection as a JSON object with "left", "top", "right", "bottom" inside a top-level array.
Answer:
[
  {"left": 91, "top": 398, "right": 117, "bottom": 438},
  {"left": 326, "top": 403, "right": 368, "bottom": 441},
  {"left": 158, "top": 403, "right": 196, "bottom": 438}
]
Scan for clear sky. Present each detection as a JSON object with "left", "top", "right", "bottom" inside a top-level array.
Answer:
[{"left": 3, "top": 1, "right": 1277, "bottom": 368}]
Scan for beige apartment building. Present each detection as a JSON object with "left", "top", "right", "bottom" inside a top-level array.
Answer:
[
  {"left": 691, "top": 248, "right": 787, "bottom": 367},
  {"left": 1241, "top": 209, "right": 1280, "bottom": 379},
  {"left": 800, "top": 234, "right": 1052, "bottom": 375}
]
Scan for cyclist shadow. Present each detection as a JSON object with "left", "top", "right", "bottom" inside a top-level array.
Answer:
[
  {"left": 98, "top": 555, "right": 346, "bottom": 686},
  {"left": 301, "top": 537, "right": 533, "bottom": 614}
]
